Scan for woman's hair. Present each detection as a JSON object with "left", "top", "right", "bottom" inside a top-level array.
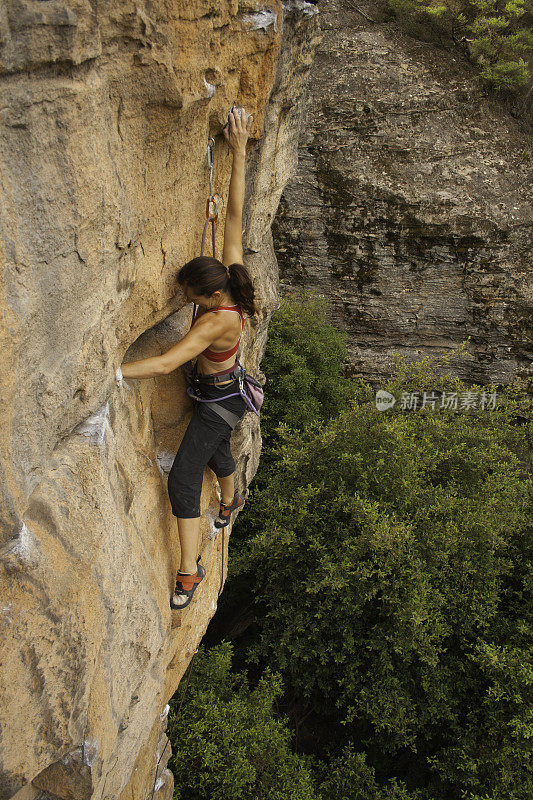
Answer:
[{"left": 177, "top": 256, "right": 258, "bottom": 317}]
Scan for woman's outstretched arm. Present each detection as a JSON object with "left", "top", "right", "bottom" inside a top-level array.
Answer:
[{"left": 222, "top": 106, "right": 253, "bottom": 267}]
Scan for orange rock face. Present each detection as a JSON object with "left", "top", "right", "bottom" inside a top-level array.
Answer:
[{"left": 0, "top": 2, "right": 320, "bottom": 798}]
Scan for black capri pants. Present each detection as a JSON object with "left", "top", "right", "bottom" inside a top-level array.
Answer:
[{"left": 167, "top": 379, "right": 247, "bottom": 519}]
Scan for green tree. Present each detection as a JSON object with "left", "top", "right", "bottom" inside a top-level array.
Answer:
[
  {"left": 167, "top": 642, "right": 319, "bottom": 800},
  {"left": 202, "top": 294, "right": 531, "bottom": 799},
  {"left": 227, "top": 350, "right": 532, "bottom": 798},
  {"left": 259, "top": 289, "right": 362, "bottom": 453},
  {"left": 317, "top": 741, "right": 424, "bottom": 799},
  {"left": 382, "top": 0, "right": 532, "bottom": 94}
]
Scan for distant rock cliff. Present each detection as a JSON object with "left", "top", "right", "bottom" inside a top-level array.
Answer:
[
  {"left": 0, "top": 2, "right": 319, "bottom": 799},
  {"left": 273, "top": 0, "right": 532, "bottom": 386}
]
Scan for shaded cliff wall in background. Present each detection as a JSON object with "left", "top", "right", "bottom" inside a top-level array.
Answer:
[
  {"left": 0, "top": 2, "right": 320, "bottom": 799},
  {"left": 273, "top": 0, "right": 532, "bottom": 386}
]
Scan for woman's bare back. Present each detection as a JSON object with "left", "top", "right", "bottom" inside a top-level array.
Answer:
[{"left": 194, "top": 306, "right": 243, "bottom": 379}]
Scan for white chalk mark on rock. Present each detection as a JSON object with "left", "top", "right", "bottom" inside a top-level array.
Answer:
[
  {"left": 205, "top": 511, "right": 218, "bottom": 540},
  {"left": 0, "top": 522, "right": 40, "bottom": 573},
  {"left": 242, "top": 10, "right": 278, "bottom": 33},
  {"left": 1, "top": 603, "right": 14, "bottom": 629},
  {"left": 204, "top": 77, "right": 216, "bottom": 98},
  {"left": 82, "top": 738, "right": 99, "bottom": 767},
  {"left": 282, "top": 0, "right": 319, "bottom": 16},
  {"left": 74, "top": 402, "right": 110, "bottom": 446},
  {"left": 156, "top": 451, "right": 175, "bottom": 476}
]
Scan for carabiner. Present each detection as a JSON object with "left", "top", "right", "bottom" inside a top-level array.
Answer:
[{"left": 206, "top": 193, "right": 222, "bottom": 222}]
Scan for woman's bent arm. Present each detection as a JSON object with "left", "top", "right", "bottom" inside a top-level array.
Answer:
[{"left": 121, "top": 313, "right": 228, "bottom": 378}]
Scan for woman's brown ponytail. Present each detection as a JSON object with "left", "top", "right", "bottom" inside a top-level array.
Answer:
[
  {"left": 227, "top": 263, "right": 258, "bottom": 317},
  {"left": 177, "top": 256, "right": 258, "bottom": 317}
]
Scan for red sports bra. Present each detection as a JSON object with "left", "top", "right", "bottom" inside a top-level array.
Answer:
[{"left": 191, "top": 303, "right": 245, "bottom": 362}]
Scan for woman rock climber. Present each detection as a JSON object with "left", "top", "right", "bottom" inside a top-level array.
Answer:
[{"left": 117, "top": 106, "right": 257, "bottom": 610}]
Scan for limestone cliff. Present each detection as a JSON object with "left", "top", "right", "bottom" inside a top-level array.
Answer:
[
  {"left": 0, "top": 2, "right": 320, "bottom": 799},
  {"left": 273, "top": 0, "right": 532, "bottom": 386}
]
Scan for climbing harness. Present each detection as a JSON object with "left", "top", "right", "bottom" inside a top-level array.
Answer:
[{"left": 185, "top": 358, "right": 263, "bottom": 428}]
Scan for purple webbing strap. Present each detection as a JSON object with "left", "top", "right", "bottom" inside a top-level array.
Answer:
[
  {"left": 187, "top": 385, "right": 259, "bottom": 416},
  {"left": 187, "top": 386, "right": 240, "bottom": 403}
]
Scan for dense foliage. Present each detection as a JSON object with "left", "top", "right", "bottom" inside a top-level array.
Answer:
[
  {"left": 257, "top": 290, "right": 359, "bottom": 454},
  {"left": 381, "top": 0, "right": 532, "bottom": 96},
  {"left": 167, "top": 642, "right": 319, "bottom": 800},
  {"left": 169, "top": 293, "right": 532, "bottom": 800},
  {"left": 168, "top": 642, "right": 419, "bottom": 800}
]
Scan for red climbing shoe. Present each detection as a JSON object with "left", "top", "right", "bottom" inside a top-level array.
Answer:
[
  {"left": 214, "top": 492, "right": 245, "bottom": 528},
  {"left": 170, "top": 556, "right": 206, "bottom": 610}
]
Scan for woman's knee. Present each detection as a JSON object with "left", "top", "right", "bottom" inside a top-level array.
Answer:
[
  {"left": 167, "top": 470, "right": 202, "bottom": 517},
  {"left": 168, "top": 451, "right": 204, "bottom": 517},
  {"left": 208, "top": 449, "right": 235, "bottom": 478}
]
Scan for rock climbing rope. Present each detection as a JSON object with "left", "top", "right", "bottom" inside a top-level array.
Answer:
[
  {"left": 201, "top": 137, "right": 223, "bottom": 258},
  {"left": 148, "top": 530, "right": 227, "bottom": 800},
  {"left": 149, "top": 129, "right": 231, "bottom": 799}
]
